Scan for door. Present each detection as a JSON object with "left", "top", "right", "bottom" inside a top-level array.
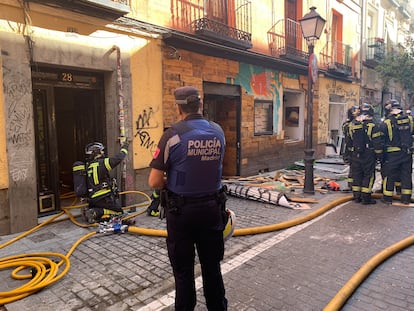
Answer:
[
  {"left": 203, "top": 82, "right": 241, "bottom": 177},
  {"left": 285, "top": 0, "right": 303, "bottom": 52},
  {"left": 328, "top": 102, "right": 347, "bottom": 155},
  {"left": 32, "top": 68, "right": 105, "bottom": 214}
]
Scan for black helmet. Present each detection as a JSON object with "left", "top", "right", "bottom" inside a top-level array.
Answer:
[
  {"left": 347, "top": 105, "right": 360, "bottom": 120},
  {"left": 384, "top": 100, "right": 392, "bottom": 117},
  {"left": 389, "top": 100, "right": 402, "bottom": 115},
  {"left": 361, "top": 103, "right": 374, "bottom": 116},
  {"left": 390, "top": 99, "right": 401, "bottom": 110},
  {"left": 85, "top": 142, "right": 105, "bottom": 159}
]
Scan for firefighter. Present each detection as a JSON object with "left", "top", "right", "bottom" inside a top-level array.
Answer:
[
  {"left": 84, "top": 141, "right": 129, "bottom": 223},
  {"left": 349, "top": 103, "right": 383, "bottom": 204},
  {"left": 341, "top": 105, "right": 360, "bottom": 191},
  {"left": 380, "top": 100, "right": 414, "bottom": 205},
  {"left": 147, "top": 189, "right": 161, "bottom": 217}
]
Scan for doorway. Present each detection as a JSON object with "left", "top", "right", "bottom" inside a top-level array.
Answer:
[
  {"left": 327, "top": 101, "right": 347, "bottom": 155},
  {"left": 203, "top": 82, "right": 241, "bottom": 177},
  {"left": 32, "top": 68, "right": 106, "bottom": 215}
]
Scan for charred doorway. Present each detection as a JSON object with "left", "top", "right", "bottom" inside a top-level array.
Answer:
[
  {"left": 203, "top": 82, "right": 241, "bottom": 177},
  {"left": 32, "top": 68, "right": 106, "bottom": 215}
]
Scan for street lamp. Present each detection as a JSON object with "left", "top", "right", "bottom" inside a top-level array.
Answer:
[{"left": 299, "top": 7, "right": 326, "bottom": 194}]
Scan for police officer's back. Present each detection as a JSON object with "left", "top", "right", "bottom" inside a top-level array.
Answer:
[{"left": 148, "top": 86, "right": 228, "bottom": 310}]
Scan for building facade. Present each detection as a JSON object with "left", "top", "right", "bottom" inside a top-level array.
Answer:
[{"left": 0, "top": 0, "right": 413, "bottom": 234}]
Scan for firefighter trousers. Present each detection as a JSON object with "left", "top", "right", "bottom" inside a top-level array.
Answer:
[
  {"left": 351, "top": 150, "right": 376, "bottom": 202},
  {"left": 382, "top": 151, "right": 413, "bottom": 203}
]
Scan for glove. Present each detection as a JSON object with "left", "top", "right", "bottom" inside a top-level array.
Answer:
[{"left": 121, "top": 139, "right": 129, "bottom": 150}]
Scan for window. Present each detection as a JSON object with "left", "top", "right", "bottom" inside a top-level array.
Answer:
[{"left": 254, "top": 100, "right": 273, "bottom": 135}]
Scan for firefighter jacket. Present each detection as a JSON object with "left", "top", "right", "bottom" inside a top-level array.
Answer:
[
  {"left": 348, "top": 117, "right": 383, "bottom": 159},
  {"left": 87, "top": 145, "right": 128, "bottom": 201},
  {"left": 380, "top": 113, "right": 414, "bottom": 154}
]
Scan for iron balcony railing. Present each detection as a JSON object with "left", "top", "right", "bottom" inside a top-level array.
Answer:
[
  {"left": 365, "top": 37, "right": 385, "bottom": 68},
  {"left": 320, "top": 40, "right": 353, "bottom": 77},
  {"left": 267, "top": 18, "right": 309, "bottom": 65},
  {"left": 172, "top": 0, "right": 252, "bottom": 49}
]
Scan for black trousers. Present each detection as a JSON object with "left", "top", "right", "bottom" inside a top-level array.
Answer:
[
  {"left": 351, "top": 151, "right": 376, "bottom": 201},
  {"left": 383, "top": 151, "right": 413, "bottom": 202},
  {"left": 166, "top": 199, "right": 227, "bottom": 311}
]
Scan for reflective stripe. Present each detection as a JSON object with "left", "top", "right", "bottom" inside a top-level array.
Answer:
[
  {"left": 386, "top": 119, "right": 393, "bottom": 141},
  {"left": 386, "top": 146, "right": 401, "bottom": 152},
  {"left": 402, "top": 189, "right": 412, "bottom": 195},
  {"left": 91, "top": 189, "right": 111, "bottom": 198},
  {"left": 89, "top": 162, "right": 100, "bottom": 184},
  {"left": 104, "top": 158, "right": 111, "bottom": 171},
  {"left": 73, "top": 164, "right": 85, "bottom": 171}
]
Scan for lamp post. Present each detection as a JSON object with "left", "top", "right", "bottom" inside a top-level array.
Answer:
[{"left": 299, "top": 7, "right": 326, "bottom": 194}]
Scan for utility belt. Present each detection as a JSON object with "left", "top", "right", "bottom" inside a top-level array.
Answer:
[{"left": 160, "top": 186, "right": 227, "bottom": 214}]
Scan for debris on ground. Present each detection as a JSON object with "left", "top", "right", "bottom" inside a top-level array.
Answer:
[{"left": 223, "top": 158, "right": 350, "bottom": 209}]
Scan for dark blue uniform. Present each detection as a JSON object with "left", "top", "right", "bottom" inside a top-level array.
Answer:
[
  {"left": 150, "top": 113, "right": 227, "bottom": 311},
  {"left": 87, "top": 146, "right": 128, "bottom": 215},
  {"left": 380, "top": 112, "right": 413, "bottom": 204}
]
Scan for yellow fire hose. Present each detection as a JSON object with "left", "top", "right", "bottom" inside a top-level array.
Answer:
[{"left": 1, "top": 192, "right": 413, "bottom": 309}]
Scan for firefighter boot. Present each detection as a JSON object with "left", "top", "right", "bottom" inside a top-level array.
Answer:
[
  {"left": 400, "top": 194, "right": 411, "bottom": 205},
  {"left": 361, "top": 193, "right": 376, "bottom": 205},
  {"left": 353, "top": 191, "right": 361, "bottom": 203}
]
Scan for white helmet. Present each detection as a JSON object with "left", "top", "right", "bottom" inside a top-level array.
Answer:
[{"left": 223, "top": 209, "right": 236, "bottom": 241}]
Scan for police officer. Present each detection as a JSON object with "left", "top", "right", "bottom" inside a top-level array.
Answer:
[
  {"left": 341, "top": 105, "right": 360, "bottom": 191},
  {"left": 380, "top": 100, "right": 414, "bottom": 204},
  {"left": 84, "top": 141, "right": 129, "bottom": 223},
  {"left": 349, "top": 103, "right": 383, "bottom": 204},
  {"left": 148, "top": 86, "right": 227, "bottom": 310}
]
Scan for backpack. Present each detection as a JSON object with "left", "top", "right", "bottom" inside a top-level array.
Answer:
[
  {"left": 392, "top": 115, "right": 413, "bottom": 151},
  {"left": 72, "top": 161, "right": 88, "bottom": 197}
]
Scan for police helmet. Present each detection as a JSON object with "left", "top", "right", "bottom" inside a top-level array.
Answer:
[
  {"left": 85, "top": 142, "right": 105, "bottom": 159},
  {"left": 223, "top": 209, "right": 236, "bottom": 241},
  {"left": 361, "top": 103, "right": 374, "bottom": 116},
  {"left": 347, "top": 105, "right": 360, "bottom": 120}
]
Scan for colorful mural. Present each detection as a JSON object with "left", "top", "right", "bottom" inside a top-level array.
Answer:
[{"left": 235, "top": 63, "right": 282, "bottom": 133}]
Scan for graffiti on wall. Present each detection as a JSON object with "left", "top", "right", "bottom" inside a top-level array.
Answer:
[
  {"left": 134, "top": 106, "right": 159, "bottom": 155},
  {"left": 3, "top": 65, "right": 33, "bottom": 183}
]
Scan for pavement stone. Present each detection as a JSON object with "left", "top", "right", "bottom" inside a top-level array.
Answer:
[{"left": 1, "top": 163, "right": 414, "bottom": 310}]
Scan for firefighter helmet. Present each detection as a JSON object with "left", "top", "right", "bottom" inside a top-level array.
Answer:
[
  {"left": 347, "top": 105, "right": 360, "bottom": 120},
  {"left": 85, "top": 142, "right": 105, "bottom": 159},
  {"left": 223, "top": 208, "right": 236, "bottom": 241},
  {"left": 390, "top": 100, "right": 402, "bottom": 115},
  {"left": 361, "top": 103, "right": 374, "bottom": 116},
  {"left": 384, "top": 100, "right": 392, "bottom": 118}
]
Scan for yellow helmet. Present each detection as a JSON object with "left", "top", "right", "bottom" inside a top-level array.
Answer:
[{"left": 223, "top": 209, "right": 236, "bottom": 241}]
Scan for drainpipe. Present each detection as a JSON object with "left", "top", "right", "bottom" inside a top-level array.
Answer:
[{"left": 110, "top": 45, "right": 127, "bottom": 206}]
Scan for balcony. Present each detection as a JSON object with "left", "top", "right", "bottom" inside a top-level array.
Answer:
[
  {"left": 364, "top": 37, "right": 385, "bottom": 68},
  {"left": 171, "top": 0, "right": 252, "bottom": 50},
  {"left": 320, "top": 40, "right": 353, "bottom": 77},
  {"left": 267, "top": 18, "right": 309, "bottom": 65},
  {"left": 28, "top": 0, "right": 130, "bottom": 20}
]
